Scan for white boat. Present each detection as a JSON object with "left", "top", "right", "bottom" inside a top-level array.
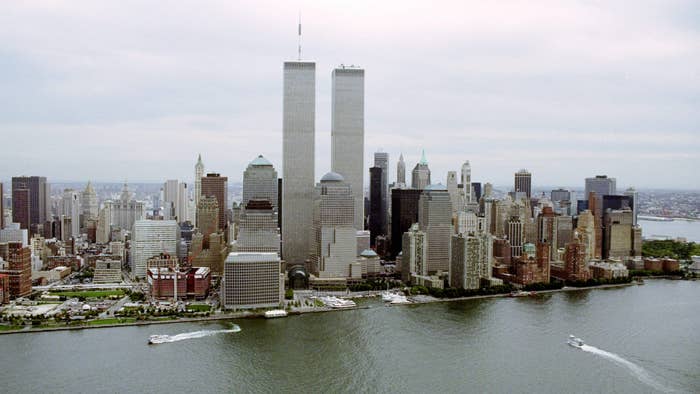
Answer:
[
  {"left": 389, "top": 295, "right": 411, "bottom": 305},
  {"left": 264, "top": 309, "right": 288, "bottom": 318},
  {"left": 148, "top": 335, "right": 169, "bottom": 345},
  {"left": 567, "top": 335, "right": 584, "bottom": 348},
  {"left": 381, "top": 291, "right": 402, "bottom": 302},
  {"left": 320, "top": 296, "right": 357, "bottom": 309}
]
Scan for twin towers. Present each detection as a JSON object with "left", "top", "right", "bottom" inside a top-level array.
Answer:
[{"left": 282, "top": 61, "right": 365, "bottom": 267}]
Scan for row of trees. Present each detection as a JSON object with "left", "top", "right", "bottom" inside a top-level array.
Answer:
[{"left": 642, "top": 240, "right": 700, "bottom": 260}]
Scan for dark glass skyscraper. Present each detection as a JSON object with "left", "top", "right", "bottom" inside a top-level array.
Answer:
[{"left": 390, "top": 189, "right": 422, "bottom": 258}]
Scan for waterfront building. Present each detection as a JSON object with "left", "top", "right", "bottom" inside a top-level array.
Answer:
[
  {"left": 0, "top": 242, "right": 32, "bottom": 298},
  {"left": 589, "top": 259, "right": 629, "bottom": 280},
  {"left": 235, "top": 200, "right": 280, "bottom": 254},
  {"left": 603, "top": 209, "right": 640, "bottom": 259},
  {"left": 282, "top": 61, "right": 316, "bottom": 267},
  {"left": 12, "top": 176, "right": 49, "bottom": 235},
  {"left": 148, "top": 262, "right": 210, "bottom": 300},
  {"left": 411, "top": 150, "right": 431, "bottom": 189},
  {"left": 552, "top": 235, "right": 591, "bottom": 282},
  {"left": 511, "top": 242, "right": 550, "bottom": 285},
  {"left": 390, "top": 189, "right": 422, "bottom": 258},
  {"left": 311, "top": 172, "right": 356, "bottom": 278},
  {"left": 200, "top": 174, "right": 227, "bottom": 233},
  {"left": 222, "top": 252, "right": 283, "bottom": 310},
  {"left": 396, "top": 154, "right": 406, "bottom": 185},
  {"left": 514, "top": 169, "right": 532, "bottom": 198},
  {"left": 331, "top": 65, "right": 365, "bottom": 230},
  {"left": 419, "top": 185, "right": 452, "bottom": 273},
  {"left": 401, "top": 223, "right": 426, "bottom": 283},
  {"left": 131, "top": 220, "right": 178, "bottom": 278},
  {"left": 450, "top": 231, "right": 493, "bottom": 290}
]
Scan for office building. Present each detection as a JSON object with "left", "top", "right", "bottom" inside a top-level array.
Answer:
[
  {"left": 12, "top": 176, "right": 49, "bottom": 234},
  {"left": 411, "top": 150, "right": 431, "bottom": 189},
  {"left": 196, "top": 196, "right": 219, "bottom": 239},
  {"left": 311, "top": 172, "right": 356, "bottom": 278},
  {"left": 401, "top": 223, "right": 426, "bottom": 283},
  {"left": 550, "top": 188, "right": 570, "bottom": 203},
  {"left": 514, "top": 169, "right": 532, "bottom": 198},
  {"left": 369, "top": 166, "right": 386, "bottom": 246},
  {"left": 331, "top": 65, "right": 365, "bottom": 230},
  {"left": 61, "top": 189, "right": 80, "bottom": 241},
  {"left": 471, "top": 182, "right": 482, "bottom": 202},
  {"left": 222, "top": 252, "right": 283, "bottom": 310},
  {"left": 131, "top": 220, "right": 178, "bottom": 278},
  {"left": 397, "top": 154, "right": 406, "bottom": 185},
  {"left": 242, "top": 155, "right": 279, "bottom": 211},
  {"left": 585, "top": 175, "right": 616, "bottom": 200},
  {"left": 374, "top": 151, "right": 389, "bottom": 231},
  {"left": 195, "top": 154, "right": 205, "bottom": 209},
  {"left": 282, "top": 61, "right": 316, "bottom": 267},
  {"left": 461, "top": 161, "right": 472, "bottom": 204},
  {"left": 419, "top": 185, "right": 453, "bottom": 273},
  {"left": 0, "top": 242, "right": 32, "bottom": 298},
  {"left": 235, "top": 200, "right": 280, "bottom": 254},
  {"left": 507, "top": 216, "right": 525, "bottom": 259},
  {"left": 624, "top": 187, "right": 639, "bottom": 226},
  {"left": 450, "top": 232, "right": 493, "bottom": 290},
  {"left": 103, "top": 183, "right": 146, "bottom": 233},
  {"left": 81, "top": 181, "right": 98, "bottom": 228},
  {"left": 201, "top": 173, "right": 228, "bottom": 232},
  {"left": 446, "top": 171, "right": 460, "bottom": 214},
  {"left": 390, "top": 189, "right": 422, "bottom": 258}
]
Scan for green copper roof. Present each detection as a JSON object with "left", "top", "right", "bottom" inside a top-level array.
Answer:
[
  {"left": 250, "top": 155, "right": 272, "bottom": 166},
  {"left": 419, "top": 149, "right": 428, "bottom": 165}
]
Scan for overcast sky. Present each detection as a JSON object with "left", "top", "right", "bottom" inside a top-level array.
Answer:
[{"left": 1, "top": 1, "right": 698, "bottom": 190}]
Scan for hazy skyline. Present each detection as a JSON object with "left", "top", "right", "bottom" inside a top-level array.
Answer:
[{"left": 1, "top": 1, "right": 698, "bottom": 189}]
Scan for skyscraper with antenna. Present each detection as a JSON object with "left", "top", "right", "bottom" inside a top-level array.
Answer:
[{"left": 282, "top": 17, "right": 316, "bottom": 268}]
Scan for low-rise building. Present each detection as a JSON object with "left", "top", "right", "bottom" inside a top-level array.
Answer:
[
  {"left": 589, "top": 259, "right": 629, "bottom": 280},
  {"left": 93, "top": 259, "right": 122, "bottom": 284},
  {"left": 147, "top": 266, "right": 211, "bottom": 300},
  {"left": 32, "top": 266, "right": 72, "bottom": 283}
]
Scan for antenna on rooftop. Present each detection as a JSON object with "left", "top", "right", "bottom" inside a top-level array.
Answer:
[{"left": 297, "top": 11, "right": 302, "bottom": 61}]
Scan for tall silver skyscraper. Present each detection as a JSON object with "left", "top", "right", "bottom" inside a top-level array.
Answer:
[
  {"left": 331, "top": 65, "right": 365, "bottom": 230},
  {"left": 282, "top": 61, "right": 316, "bottom": 266},
  {"left": 461, "top": 161, "right": 472, "bottom": 204},
  {"left": 397, "top": 153, "right": 406, "bottom": 185}
]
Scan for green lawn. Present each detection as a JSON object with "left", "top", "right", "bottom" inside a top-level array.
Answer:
[
  {"left": 86, "top": 318, "right": 136, "bottom": 325},
  {"left": 50, "top": 290, "right": 125, "bottom": 299},
  {"left": 186, "top": 304, "right": 211, "bottom": 312},
  {"left": 0, "top": 325, "right": 24, "bottom": 331}
]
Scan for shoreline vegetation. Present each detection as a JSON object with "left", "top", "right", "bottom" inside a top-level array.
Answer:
[{"left": 0, "top": 280, "right": 650, "bottom": 336}]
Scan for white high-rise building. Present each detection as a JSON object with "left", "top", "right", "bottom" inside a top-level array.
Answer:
[
  {"left": 282, "top": 61, "right": 315, "bottom": 267},
  {"left": 194, "top": 154, "right": 205, "bottom": 222},
  {"left": 446, "top": 171, "right": 460, "bottom": 214},
  {"left": 162, "top": 180, "right": 187, "bottom": 222},
  {"left": 242, "top": 155, "right": 278, "bottom": 211},
  {"left": 331, "top": 65, "right": 365, "bottom": 230},
  {"left": 131, "top": 220, "right": 178, "bottom": 278},
  {"left": 311, "top": 172, "right": 356, "bottom": 278}
]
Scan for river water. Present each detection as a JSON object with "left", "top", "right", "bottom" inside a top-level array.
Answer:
[
  {"left": 1, "top": 280, "right": 697, "bottom": 393},
  {"left": 640, "top": 219, "right": 700, "bottom": 243}
]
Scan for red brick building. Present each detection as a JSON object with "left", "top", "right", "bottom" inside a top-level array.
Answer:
[
  {"left": 0, "top": 242, "right": 32, "bottom": 299},
  {"left": 551, "top": 238, "right": 591, "bottom": 282},
  {"left": 148, "top": 266, "right": 211, "bottom": 300}
]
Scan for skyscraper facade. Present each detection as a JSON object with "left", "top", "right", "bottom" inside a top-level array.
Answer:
[
  {"left": 397, "top": 154, "right": 406, "bottom": 185},
  {"left": 419, "top": 185, "right": 453, "bottom": 273},
  {"left": 514, "top": 169, "right": 532, "bottom": 198},
  {"left": 196, "top": 196, "right": 219, "bottom": 239},
  {"left": 236, "top": 200, "right": 280, "bottom": 254},
  {"left": 390, "top": 189, "right": 422, "bottom": 258},
  {"left": 11, "top": 176, "right": 49, "bottom": 234},
  {"left": 374, "top": 151, "right": 389, "bottom": 232},
  {"left": 369, "top": 166, "right": 385, "bottom": 246},
  {"left": 81, "top": 181, "right": 98, "bottom": 228},
  {"left": 61, "top": 189, "right": 80, "bottom": 240},
  {"left": 200, "top": 173, "right": 228, "bottom": 233},
  {"left": 242, "top": 155, "right": 278, "bottom": 211},
  {"left": 331, "top": 66, "right": 365, "bottom": 230},
  {"left": 411, "top": 151, "right": 431, "bottom": 189},
  {"left": 104, "top": 183, "right": 145, "bottom": 233},
  {"left": 311, "top": 172, "right": 356, "bottom": 278},
  {"left": 584, "top": 175, "right": 616, "bottom": 200},
  {"left": 131, "top": 220, "right": 179, "bottom": 278},
  {"left": 282, "top": 61, "right": 315, "bottom": 267},
  {"left": 461, "top": 161, "right": 472, "bottom": 204}
]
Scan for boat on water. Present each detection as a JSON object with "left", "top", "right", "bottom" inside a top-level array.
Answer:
[
  {"left": 264, "top": 309, "right": 288, "bottom": 318},
  {"left": 320, "top": 296, "right": 357, "bottom": 309},
  {"left": 389, "top": 295, "right": 411, "bottom": 305},
  {"left": 381, "top": 291, "right": 403, "bottom": 302},
  {"left": 509, "top": 291, "right": 536, "bottom": 297},
  {"left": 148, "top": 335, "right": 169, "bottom": 345},
  {"left": 567, "top": 335, "right": 584, "bottom": 348}
]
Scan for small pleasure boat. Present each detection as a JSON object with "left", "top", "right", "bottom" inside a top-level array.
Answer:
[{"left": 567, "top": 335, "right": 584, "bottom": 348}]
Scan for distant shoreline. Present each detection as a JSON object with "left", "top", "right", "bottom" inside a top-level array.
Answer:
[{"left": 0, "top": 282, "right": 641, "bottom": 336}]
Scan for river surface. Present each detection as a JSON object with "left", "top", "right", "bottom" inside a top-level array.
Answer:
[
  {"left": 1, "top": 280, "right": 698, "bottom": 393},
  {"left": 641, "top": 219, "right": 700, "bottom": 243}
]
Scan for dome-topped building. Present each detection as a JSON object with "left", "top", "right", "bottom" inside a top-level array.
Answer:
[
  {"left": 242, "top": 155, "right": 278, "bottom": 210},
  {"left": 320, "top": 171, "right": 345, "bottom": 183}
]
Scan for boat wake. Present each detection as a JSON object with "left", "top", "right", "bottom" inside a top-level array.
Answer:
[
  {"left": 149, "top": 325, "right": 241, "bottom": 344},
  {"left": 578, "top": 344, "right": 673, "bottom": 393}
]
